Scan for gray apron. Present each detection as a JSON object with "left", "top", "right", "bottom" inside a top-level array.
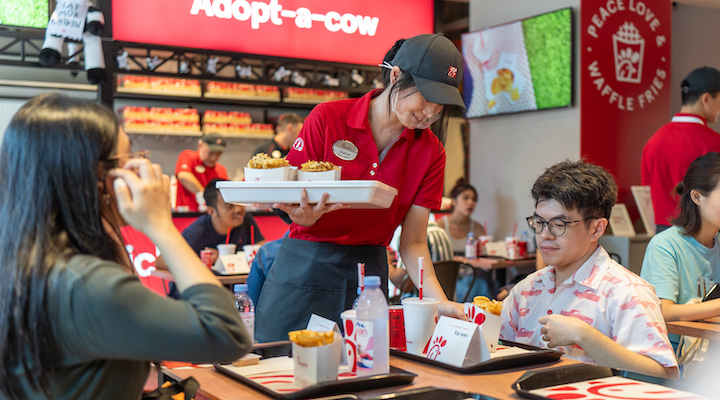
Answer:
[{"left": 255, "top": 238, "right": 388, "bottom": 343}]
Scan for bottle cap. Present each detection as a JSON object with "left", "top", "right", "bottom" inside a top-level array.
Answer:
[
  {"left": 234, "top": 284, "right": 249, "bottom": 293},
  {"left": 365, "top": 276, "right": 381, "bottom": 287}
]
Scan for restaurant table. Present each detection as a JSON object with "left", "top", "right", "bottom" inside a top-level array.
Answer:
[
  {"left": 459, "top": 257, "right": 537, "bottom": 302},
  {"left": 160, "top": 354, "right": 579, "bottom": 400},
  {"left": 150, "top": 270, "right": 247, "bottom": 296},
  {"left": 666, "top": 316, "right": 720, "bottom": 340}
]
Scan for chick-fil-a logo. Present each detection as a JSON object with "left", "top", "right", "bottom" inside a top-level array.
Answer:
[{"left": 190, "top": 0, "right": 380, "bottom": 35}]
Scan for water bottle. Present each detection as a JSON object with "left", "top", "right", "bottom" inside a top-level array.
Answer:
[
  {"left": 355, "top": 276, "right": 389, "bottom": 376},
  {"left": 465, "top": 232, "right": 477, "bottom": 260},
  {"left": 233, "top": 284, "right": 255, "bottom": 343}
]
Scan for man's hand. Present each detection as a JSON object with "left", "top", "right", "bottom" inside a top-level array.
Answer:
[
  {"left": 272, "top": 189, "right": 348, "bottom": 227},
  {"left": 538, "top": 314, "right": 587, "bottom": 348}
]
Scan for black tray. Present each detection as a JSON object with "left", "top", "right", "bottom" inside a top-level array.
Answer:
[
  {"left": 213, "top": 342, "right": 416, "bottom": 400},
  {"left": 364, "top": 387, "right": 502, "bottom": 400},
  {"left": 390, "top": 339, "right": 562, "bottom": 374},
  {"left": 512, "top": 364, "right": 680, "bottom": 400}
]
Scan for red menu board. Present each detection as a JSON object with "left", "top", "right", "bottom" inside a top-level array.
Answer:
[
  {"left": 112, "top": 0, "right": 434, "bottom": 66},
  {"left": 580, "top": 0, "right": 672, "bottom": 218}
]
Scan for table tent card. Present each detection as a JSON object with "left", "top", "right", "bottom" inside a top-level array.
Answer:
[
  {"left": 426, "top": 316, "right": 490, "bottom": 367},
  {"left": 306, "top": 314, "right": 346, "bottom": 365},
  {"left": 213, "top": 252, "right": 250, "bottom": 275}
]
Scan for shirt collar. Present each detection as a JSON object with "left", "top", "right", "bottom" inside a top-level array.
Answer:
[
  {"left": 539, "top": 246, "right": 611, "bottom": 290},
  {"left": 347, "top": 89, "right": 420, "bottom": 144},
  {"left": 672, "top": 113, "right": 707, "bottom": 126}
]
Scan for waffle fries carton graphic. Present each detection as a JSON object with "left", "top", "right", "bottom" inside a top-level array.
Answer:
[{"left": 613, "top": 22, "right": 645, "bottom": 84}]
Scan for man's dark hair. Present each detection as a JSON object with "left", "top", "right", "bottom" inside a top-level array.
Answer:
[
  {"left": 681, "top": 90, "right": 719, "bottom": 106},
  {"left": 204, "top": 178, "right": 227, "bottom": 210},
  {"left": 531, "top": 160, "right": 618, "bottom": 220},
  {"left": 672, "top": 152, "right": 720, "bottom": 236}
]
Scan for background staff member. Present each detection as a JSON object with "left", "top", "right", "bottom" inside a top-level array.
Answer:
[
  {"left": 182, "top": 178, "right": 265, "bottom": 265},
  {"left": 175, "top": 132, "right": 228, "bottom": 212},
  {"left": 256, "top": 34, "right": 468, "bottom": 342},
  {"left": 642, "top": 66, "right": 720, "bottom": 232},
  {"left": 253, "top": 113, "right": 305, "bottom": 159}
]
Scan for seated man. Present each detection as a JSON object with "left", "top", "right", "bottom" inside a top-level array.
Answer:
[
  {"left": 500, "top": 160, "right": 678, "bottom": 378},
  {"left": 182, "top": 178, "right": 265, "bottom": 265}
]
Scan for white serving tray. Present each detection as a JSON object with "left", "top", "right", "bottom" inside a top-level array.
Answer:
[{"left": 217, "top": 180, "right": 398, "bottom": 209}]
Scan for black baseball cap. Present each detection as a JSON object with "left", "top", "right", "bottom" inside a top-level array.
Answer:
[
  {"left": 390, "top": 34, "right": 466, "bottom": 111},
  {"left": 200, "top": 132, "right": 226, "bottom": 151},
  {"left": 681, "top": 66, "right": 720, "bottom": 93}
]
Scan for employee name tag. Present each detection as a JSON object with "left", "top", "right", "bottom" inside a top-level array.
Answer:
[
  {"left": 427, "top": 316, "right": 489, "bottom": 367},
  {"left": 195, "top": 165, "right": 206, "bottom": 173},
  {"left": 332, "top": 140, "right": 358, "bottom": 161}
]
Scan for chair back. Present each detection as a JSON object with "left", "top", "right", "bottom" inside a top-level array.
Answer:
[{"left": 432, "top": 260, "right": 462, "bottom": 300}]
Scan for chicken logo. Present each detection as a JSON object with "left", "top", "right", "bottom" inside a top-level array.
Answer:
[
  {"left": 465, "top": 305, "right": 486, "bottom": 325},
  {"left": 426, "top": 336, "right": 447, "bottom": 360},
  {"left": 292, "top": 137, "right": 304, "bottom": 151},
  {"left": 448, "top": 66, "right": 458, "bottom": 78}
]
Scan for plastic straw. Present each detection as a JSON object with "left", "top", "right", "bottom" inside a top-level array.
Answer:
[
  {"left": 512, "top": 222, "right": 517, "bottom": 238},
  {"left": 418, "top": 257, "right": 424, "bottom": 300},
  {"left": 251, "top": 225, "right": 255, "bottom": 245},
  {"left": 225, "top": 227, "right": 231, "bottom": 245},
  {"left": 357, "top": 263, "right": 365, "bottom": 292}
]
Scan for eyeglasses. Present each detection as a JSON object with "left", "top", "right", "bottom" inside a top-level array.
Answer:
[
  {"left": 525, "top": 215, "right": 600, "bottom": 237},
  {"left": 107, "top": 149, "right": 151, "bottom": 161}
]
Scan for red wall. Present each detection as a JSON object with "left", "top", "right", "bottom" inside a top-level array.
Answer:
[{"left": 580, "top": 1, "right": 672, "bottom": 224}]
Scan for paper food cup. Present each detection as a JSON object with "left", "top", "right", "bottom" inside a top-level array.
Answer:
[
  {"left": 506, "top": 236, "right": 520, "bottom": 259},
  {"left": 292, "top": 332, "right": 342, "bottom": 387},
  {"left": 244, "top": 166, "right": 291, "bottom": 182},
  {"left": 242, "top": 244, "right": 261, "bottom": 264},
  {"left": 340, "top": 309, "right": 358, "bottom": 375},
  {"left": 464, "top": 303, "right": 502, "bottom": 352},
  {"left": 401, "top": 297, "right": 440, "bottom": 355},
  {"left": 478, "top": 235, "right": 493, "bottom": 256},
  {"left": 297, "top": 166, "right": 342, "bottom": 182},
  {"left": 216, "top": 243, "right": 237, "bottom": 256}
]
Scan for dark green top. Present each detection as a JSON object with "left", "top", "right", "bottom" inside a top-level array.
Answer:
[{"left": 16, "top": 254, "right": 251, "bottom": 399}]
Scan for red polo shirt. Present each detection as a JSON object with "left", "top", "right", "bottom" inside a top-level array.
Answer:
[
  {"left": 641, "top": 113, "right": 720, "bottom": 225},
  {"left": 286, "top": 90, "right": 445, "bottom": 246},
  {"left": 175, "top": 149, "right": 228, "bottom": 211}
]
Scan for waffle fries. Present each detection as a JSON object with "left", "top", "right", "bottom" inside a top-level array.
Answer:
[
  {"left": 300, "top": 160, "right": 338, "bottom": 172},
  {"left": 288, "top": 329, "right": 335, "bottom": 347},
  {"left": 473, "top": 296, "right": 503, "bottom": 316},
  {"left": 247, "top": 153, "right": 289, "bottom": 169}
]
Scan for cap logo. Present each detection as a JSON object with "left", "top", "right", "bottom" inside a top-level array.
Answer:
[
  {"left": 448, "top": 66, "right": 458, "bottom": 78},
  {"left": 216, "top": 139, "right": 222, "bottom": 144}
]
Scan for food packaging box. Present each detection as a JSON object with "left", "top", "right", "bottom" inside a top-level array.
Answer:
[
  {"left": 464, "top": 303, "right": 501, "bottom": 352},
  {"left": 244, "top": 166, "right": 291, "bottom": 182},
  {"left": 292, "top": 332, "right": 342, "bottom": 387},
  {"left": 297, "top": 167, "right": 342, "bottom": 182}
]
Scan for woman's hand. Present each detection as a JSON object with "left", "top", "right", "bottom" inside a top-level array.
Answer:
[
  {"left": 273, "top": 189, "right": 348, "bottom": 227},
  {"left": 109, "top": 159, "right": 172, "bottom": 237},
  {"left": 439, "top": 300, "right": 469, "bottom": 321}
]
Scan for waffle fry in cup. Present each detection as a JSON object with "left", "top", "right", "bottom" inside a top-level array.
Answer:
[
  {"left": 289, "top": 329, "right": 342, "bottom": 387},
  {"left": 245, "top": 153, "right": 291, "bottom": 181},
  {"left": 298, "top": 160, "right": 341, "bottom": 181},
  {"left": 464, "top": 296, "right": 503, "bottom": 352}
]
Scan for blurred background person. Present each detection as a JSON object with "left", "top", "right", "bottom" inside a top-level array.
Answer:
[
  {"left": 175, "top": 132, "right": 228, "bottom": 212},
  {"left": 253, "top": 113, "right": 305, "bottom": 159}
]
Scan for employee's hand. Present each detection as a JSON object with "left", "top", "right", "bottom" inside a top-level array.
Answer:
[
  {"left": 110, "top": 159, "right": 172, "bottom": 236},
  {"left": 273, "top": 189, "right": 349, "bottom": 227},
  {"left": 439, "top": 300, "right": 469, "bottom": 321},
  {"left": 538, "top": 314, "right": 585, "bottom": 348},
  {"left": 196, "top": 191, "right": 208, "bottom": 212}
]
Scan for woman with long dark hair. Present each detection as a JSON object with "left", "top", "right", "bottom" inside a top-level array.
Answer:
[
  {"left": 0, "top": 93, "right": 251, "bottom": 399},
  {"left": 641, "top": 152, "right": 720, "bottom": 344}
]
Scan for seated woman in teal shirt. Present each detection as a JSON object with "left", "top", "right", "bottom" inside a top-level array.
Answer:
[{"left": 641, "top": 152, "right": 720, "bottom": 341}]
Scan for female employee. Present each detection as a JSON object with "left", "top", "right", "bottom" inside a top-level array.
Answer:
[
  {"left": 256, "top": 34, "right": 467, "bottom": 342},
  {"left": 0, "top": 93, "right": 251, "bottom": 399},
  {"left": 641, "top": 152, "right": 720, "bottom": 337}
]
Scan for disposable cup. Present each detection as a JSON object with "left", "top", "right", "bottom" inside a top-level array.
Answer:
[
  {"left": 389, "top": 306, "right": 406, "bottom": 351},
  {"left": 478, "top": 235, "right": 493, "bottom": 256},
  {"left": 217, "top": 243, "right": 237, "bottom": 256},
  {"left": 505, "top": 236, "right": 520, "bottom": 259},
  {"left": 401, "top": 297, "right": 440, "bottom": 355},
  {"left": 340, "top": 309, "right": 358, "bottom": 374}
]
